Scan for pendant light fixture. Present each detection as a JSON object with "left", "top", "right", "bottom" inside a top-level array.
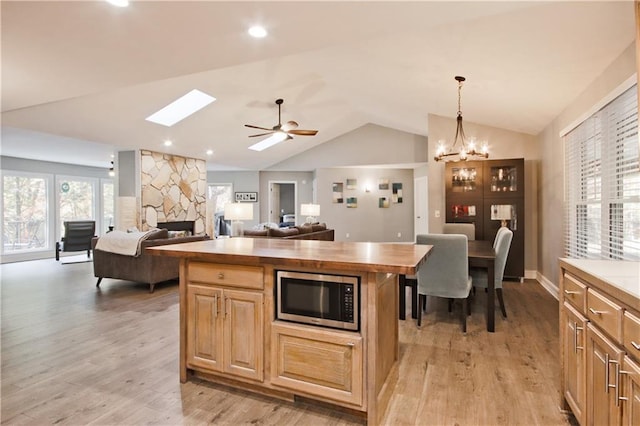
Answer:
[{"left": 434, "top": 76, "right": 489, "bottom": 162}]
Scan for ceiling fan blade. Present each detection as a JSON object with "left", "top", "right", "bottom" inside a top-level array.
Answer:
[
  {"left": 249, "top": 132, "right": 275, "bottom": 138},
  {"left": 244, "top": 124, "right": 273, "bottom": 131},
  {"left": 282, "top": 120, "right": 299, "bottom": 131},
  {"left": 288, "top": 129, "right": 318, "bottom": 136}
]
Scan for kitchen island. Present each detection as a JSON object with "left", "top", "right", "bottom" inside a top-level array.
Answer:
[{"left": 148, "top": 237, "right": 431, "bottom": 424}]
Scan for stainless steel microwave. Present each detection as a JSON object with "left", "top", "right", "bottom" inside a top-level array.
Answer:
[{"left": 276, "top": 270, "right": 359, "bottom": 331}]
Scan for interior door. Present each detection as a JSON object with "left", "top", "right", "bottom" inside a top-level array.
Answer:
[
  {"left": 414, "top": 176, "right": 428, "bottom": 239},
  {"left": 269, "top": 183, "right": 280, "bottom": 224}
]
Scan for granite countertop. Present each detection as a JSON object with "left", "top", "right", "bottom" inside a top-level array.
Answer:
[{"left": 559, "top": 258, "right": 640, "bottom": 300}]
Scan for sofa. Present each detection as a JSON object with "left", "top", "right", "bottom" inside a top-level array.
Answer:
[
  {"left": 92, "top": 228, "right": 209, "bottom": 292},
  {"left": 243, "top": 223, "right": 334, "bottom": 241}
]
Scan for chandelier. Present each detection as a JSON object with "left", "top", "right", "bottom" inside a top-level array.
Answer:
[{"left": 434, "top": 76, "right": 489, "bottom": 162}]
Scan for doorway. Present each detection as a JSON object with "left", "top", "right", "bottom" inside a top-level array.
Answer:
[
  {"left": 268, "top": 181, "right": 297, "bottom": 226},
  {"left": 414, "top": 176, "right": 428, "bottom": 239}
]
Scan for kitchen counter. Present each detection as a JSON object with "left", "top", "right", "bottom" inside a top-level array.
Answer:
[
  {"left": 559, "top": 258, "right": 640, "bottom": 304},
  {"left": 148, "top": 237, "right": 432, "bottom": 424}
]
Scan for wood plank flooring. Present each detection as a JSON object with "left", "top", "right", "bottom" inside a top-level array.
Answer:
[{"left": 1, "top": 258, "right": 577, "bottom": 425}]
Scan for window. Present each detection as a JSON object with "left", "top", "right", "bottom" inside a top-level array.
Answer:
[
  {"left": 56, "top": 176, "right": 96, "bottom": 240},
  {"left": 2, "top": 172, "right": 50, "bottom": 253},
  {"left": 102, "top": 179, "right": 114, "bottom": 234},
  {"left": 208, "top": 183, "right": 233, "bottom": 237},
  {"left": 564, "top": 84, "right": 639, "bottom": 260}
]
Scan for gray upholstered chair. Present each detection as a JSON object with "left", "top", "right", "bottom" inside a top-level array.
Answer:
[
  {"left": 416, "top": 234, "right": 473, "bottom": 332},
  {"left": 443, "top": 223, "right": 475, "bottom": 240},
  {"left": 470, "top": 227, "right": 513, "bottom": 318},
  {"left": 55, "top": 220, "right": 96, "bottom": 261}
]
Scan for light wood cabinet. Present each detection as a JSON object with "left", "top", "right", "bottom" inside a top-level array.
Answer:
[
  {"left": 270, "top": 321, "right": 363, "bottom": 406},
  {"left": 563, "top": 302, "right": 587, "bottom": 425},
  {"left": 186, "top": 263, "right": 264, "bottom": 382},
  {"left": 559, "top": 259, "right": 640, "bottom": 426},
  {"left": 586, "top": 323, "right": 624, "bottom": 426},
  {"left": 621, "top": 356, "right": 640, "bottom": 426}
]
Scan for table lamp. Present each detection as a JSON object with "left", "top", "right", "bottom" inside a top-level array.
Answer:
[
  {"left": 224, "top": 202, "right": 253, "bottom": 237},
  {"left": 491, "top": 204, "right": 512, "bottom": 228},
  {"left": 300, "top": 203, "right": 320, "bottom": 224}
]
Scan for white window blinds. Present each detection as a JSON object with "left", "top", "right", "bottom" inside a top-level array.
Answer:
[{"left": 564, "top": 84, "right": 639, "bottom": 261}]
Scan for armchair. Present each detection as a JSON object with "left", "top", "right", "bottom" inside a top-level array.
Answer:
[
  {"left": 55, "top": 220, "right": 96, "bottom": 261},
  {"left": 470, "top": 227, "right": 513, "bottom": 318},
  {"left": 416, "top": 234, "right": 472, "bottom": 332}
]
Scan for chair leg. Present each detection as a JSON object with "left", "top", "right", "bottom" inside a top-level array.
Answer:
[
  {"left": 410, "top": 280, "right": 418, "bottom": 319},
  {"left": 87, "top": 249, "right": 91, "bottom": 258},
  {"left": 55, "top": 242, "right": 60, "bottom": 261},
  {"left": 149, "top": 283, "right": 155, "bottom": 293},
  {"left": 417, "top": 294, "right": 426, "bottom": 327},
  {"left": 461, "top": 297, "right": 468, "bottom": 333},
  {"left": 448, "top": 298, "right": 453, "bottom": 313},
  {"left": 96, "top": 277, "right": 103, "bottom": 288},
  {"left": 497, "top": 288, "right": 507, "bottom": 318},
  {"left": 467, "top": 293, "right": 472, "bottom": 316}
]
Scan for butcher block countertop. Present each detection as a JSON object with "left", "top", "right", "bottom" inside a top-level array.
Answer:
[{"left": 147, "top": 237, "right": 431, "bottom": 275}]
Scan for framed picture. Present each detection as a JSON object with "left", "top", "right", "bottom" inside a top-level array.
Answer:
[
  {"left": 378, "top": 178, "right": 389, "bottom": 190},
  {"left": 235, "top": 191, "right": 258, "bottom": 202},
  {"left": 332, "top": 182, "right": 344, "bottom": 204},
  {"left": 347, "top": 197, "right": 358, "bottom": 208},
  {"left": 392, "top": 182, "right": 403, "bottom": 203},
  {"left": 346, "top": 178, "right": 358, "bottom": 190},
  {"left": 379, "top": 196, "right": 390, "bottom": 208}
]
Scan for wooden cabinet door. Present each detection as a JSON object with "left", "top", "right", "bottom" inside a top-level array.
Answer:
[
  {"left": 622, "top": 356, "right": 640, "bottom": 426},
  {"left": 587, "top": 323, "right": 624, "bottom": 426},
  {"left": 270, "top": 322, "right": 363, "bottom": 406},
  {"left": 187, "top": 285, "right": 223, "bottom": 372},
  {"left": 563, "top": 302, "right": 587, "bottom": 425},
  {"left": 223, "top": 289, "right": 264, "bottom": 381}
]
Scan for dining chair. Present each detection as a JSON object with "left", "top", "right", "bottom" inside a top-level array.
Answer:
[
  {"left": 470, "top": 227, "right": 513, "bottom": 318},
  {"left": 416, "top": 234, "right": 473, "bottom": 332},
  {"left": 443, "top": 223, "right": 475, "bottom": 240}
]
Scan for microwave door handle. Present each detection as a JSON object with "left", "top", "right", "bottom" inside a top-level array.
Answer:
[{"left": 318, "top": 285, "right": 326, "bottom": 318}]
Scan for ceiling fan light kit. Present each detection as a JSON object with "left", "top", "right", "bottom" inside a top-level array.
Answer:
[
  {"left": 434, "top": 76, "right": 489, "bottom": 162},
  {"left": 246, "top": 98, "right": 318, "bottom": 151}
]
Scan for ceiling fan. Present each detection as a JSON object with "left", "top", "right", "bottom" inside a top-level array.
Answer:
[{"left": 245, "top": 98, "right": 318, "bottom": 151}]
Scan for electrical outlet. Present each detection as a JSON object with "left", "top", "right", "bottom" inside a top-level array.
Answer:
[
  {"left": 346, "top": 233, "right": 350, "bottom": 239},
  {"left": 435, "top": 210, "right": 441, "bottom": 218},
  {"left": 397, "top": 232, "right": 402, "bottom": 238}
]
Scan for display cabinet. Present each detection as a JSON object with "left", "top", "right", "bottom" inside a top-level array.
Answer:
[{"left": 445, "top": 158, "right": 524, "bottom": 279}]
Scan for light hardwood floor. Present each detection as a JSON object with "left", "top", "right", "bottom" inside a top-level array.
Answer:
[{"left": 1, "top": 257, "right": 576, "bottom": 425}]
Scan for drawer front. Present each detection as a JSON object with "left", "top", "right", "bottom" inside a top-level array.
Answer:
[
  {"left": 189, "top": 262, "right": 264, "bottom": 289},
  {"left": 624, "top": 311, "right": 640, "bottom": 360},
  {"left": 563, "top": 273, "right": 587, "bottom": 314},
  {"left": 587, "top": 288, "right": 623, "bottom": 343}
]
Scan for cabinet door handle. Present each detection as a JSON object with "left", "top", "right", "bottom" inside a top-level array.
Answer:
[
  {"left": 589, "top": 307, "right": 607, "bottom": 315},
  {"left": 218, "top": 272, "right": 225, "bottom": 279},
  {"left": 618, "top": 369, "right": 631, "bottom": 404},
  {"left": 605, "top": 354, "right": 611, "bottom": 393},
  {"left": 224, "top": 297, "right": 229, "bottom": 318},
  {"left": 347, "top": 342, "right": 355, "bottom": 346},
  {"left": 213, "top": 295, "right": 218, "bottom": 319},
  {"left": 607, "top": 357, "right": 619, "bottom": 395},
  {"left": 573, "top": 322, "right": 584, "bottom": 353},
  {"left": 564, "top": 290, "right": 580, "bottom": 295},
  {"left": 614, "top": 361, "right": 621, "bottom": 407},
  {"left": 632, "top": 341, "right": 640, "bottom": 351}
]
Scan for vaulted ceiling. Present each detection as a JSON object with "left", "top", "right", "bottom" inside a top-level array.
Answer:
[{"left": 1, "top": 1, "right": 635, "bottom": 170}]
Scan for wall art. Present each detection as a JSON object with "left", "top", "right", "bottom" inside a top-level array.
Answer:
[
  {"left": 392, "top": 182, "right": 403, "bottom": 203},
  {"left": 332, "top": 182, "right": 344, "bottom": 204},
  {"left": 347, "top": 197, "right": 358, "bottom": 208}
]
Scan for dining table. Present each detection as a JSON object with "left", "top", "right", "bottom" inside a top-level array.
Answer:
[{"left": 467, "top": 239, "right": 497, "bottom": 332}]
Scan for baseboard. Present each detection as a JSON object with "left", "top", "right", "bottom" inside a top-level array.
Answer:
[{"left": 536, "top": 271, "right": 559, "bottom": 300}]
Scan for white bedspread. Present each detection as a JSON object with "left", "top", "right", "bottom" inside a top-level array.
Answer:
[{"left": 95, "top": 230, "right": 154, "bottom": 256}]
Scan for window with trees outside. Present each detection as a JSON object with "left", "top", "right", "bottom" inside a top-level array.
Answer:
[
  {"left": 564, "top": 83, "right": 639, "bottom": 261},
  {"left": 208, "top": 183, "right": 233, "bottom": 237},
  {"left": 2, "top": 172, "right": 50, "bottom": 253},
  {"left": 56, "top": 176, "right": 96, "bottom": 240}
]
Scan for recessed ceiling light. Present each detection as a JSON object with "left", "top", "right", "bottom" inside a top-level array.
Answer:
[
  {"left": 206, "top": 149, "right": 213, "bottom": 156},
  {"left": 106, "top": 0, "right": 129, "bottom": 7},
  {"left": 248, "top": 26, "right": 267, "bottom": 38},
  {"left": 164, "top": 140, "right": 173, "bottom": 147},
  {"left": 146, "top": 89, "right": 216, "bottom": 127}
]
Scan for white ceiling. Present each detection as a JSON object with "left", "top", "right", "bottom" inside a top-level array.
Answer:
[{"left": 1, "top": 0, "right": 635, "bottom": 170}]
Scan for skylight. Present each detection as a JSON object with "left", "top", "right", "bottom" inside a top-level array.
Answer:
[
  {"left": 146, "top": 89, "right": 216, "bottom": 127},
  {"left": 248, "top": 26, "right": 267, "bottom": 38},
  {"left": 248, "top": 132, "right": 288, "bottom": 151},
  {"left": 106, "top": 0, "right": 129, "bottom": 7}
]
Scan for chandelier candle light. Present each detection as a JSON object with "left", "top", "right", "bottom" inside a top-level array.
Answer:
[{"left": 435, "top": 76, "right": 489, "bottom": 162}]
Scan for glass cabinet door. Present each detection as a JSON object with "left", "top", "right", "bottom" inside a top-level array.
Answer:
[
  {"left": 484, "top": 159, "right": 524, "bottom": 198},
  {"left": 445, "top": 161, "right": 484, "bottom": 194}
]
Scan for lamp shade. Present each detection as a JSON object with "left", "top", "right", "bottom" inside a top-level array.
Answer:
[
  {"left": 300, "top": 203, "right": 320, "bottom": 217},
  {"left": 224, "top": 202, "right": 253, "bottom": 221}
]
